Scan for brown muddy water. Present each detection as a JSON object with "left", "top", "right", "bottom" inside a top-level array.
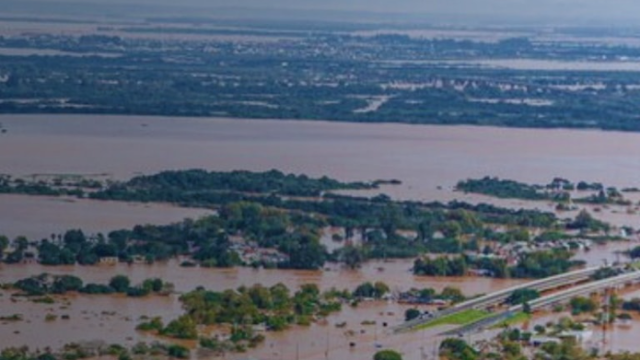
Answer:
[
  {"left": 0, "top": 194, "right": 210, "bottom": 239},
  {"left": 3, "top": 114, "right": 640, "bottom": 356},
  {"left": 2, "top": 114, "right": 640, "bottom": 235},
  {"left": 0, "top": 259, "right": 526, "bottom": 357},
  {"left": 2, "top": 114, "right": 640, "bottom": 198},
  {"left": 0, "top": 259, "right": 527, "bottom": 295}
]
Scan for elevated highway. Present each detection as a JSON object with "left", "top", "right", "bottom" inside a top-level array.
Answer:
[
  {"left": 393, "top": 266, "right": 601, "bottom": 333},
  {"left": 442, "top": 269, "right": 640, "bottom": 336}
]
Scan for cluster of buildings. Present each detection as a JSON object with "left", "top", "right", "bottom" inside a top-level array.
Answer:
[
  {"left": 466, "top": 238, "right": 594, "bottom": 269},
  {"left": 229, "top": 237, "right": 290, "bottom": 266}
]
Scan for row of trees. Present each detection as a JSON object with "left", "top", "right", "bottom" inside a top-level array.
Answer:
[
  {"left": 413, "top": 249, "right": 579, "bottom": 279},
  {"left": 13, "top": 274, "right": 171, "bottom": 297},
  {"left": 92, "top": 169, "right": 377, "bottom": 199}
]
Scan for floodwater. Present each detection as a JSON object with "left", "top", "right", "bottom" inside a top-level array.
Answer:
[
  {"left": 1, "top": 114, "right": 640, "bottom": 198},
  {"left": 0, "top": 194, "right": 210, "bottom": 239},
  {"left": 0, "top": 292, "right": 182, "bottom": 351},
  {"left": 0, "top": 259, "right": 526, "bottom": 356},
  {"left": 0, "top": 259, "right": 527, "bottom": 295},
  {"left": 2, "top": 114, "right": 640, "bottom": 229},
  {"left": 0, "top": 288, "right": 450, "bottom": 360},
  {"left": 599, "top": 287, "right": 640, "bottom": 353},
  {"left": 573, "top": 241, "right": 638, "bottom": 268},
  {"left": 522, "top": 285, "right": 640, "bottom": 355},
  {"left": 3, "top": 114, "right": 640, "bottom": 356}
]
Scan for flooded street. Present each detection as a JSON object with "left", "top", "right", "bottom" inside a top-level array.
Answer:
[{"left": 574, "top": 241, "right": 637, "bottom": 267}]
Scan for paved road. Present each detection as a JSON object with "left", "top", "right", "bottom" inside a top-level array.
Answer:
[
  {"left": 441, "top": 269, "right": 640, "bottom": 336},
  {"left": 393, "top": 266, "right": 601, "bottom": 333}
]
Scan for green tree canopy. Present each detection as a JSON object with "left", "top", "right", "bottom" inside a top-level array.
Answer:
[
  {"left": 109, "top": 275, "right": 131, "bottom": 293},
  {"left": 373, "top": 349, "right": 403, "bottom": 360}
]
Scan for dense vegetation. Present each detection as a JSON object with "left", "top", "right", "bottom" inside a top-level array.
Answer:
[
  {"left": 0, "top": 201, "right": 327, "bottom": 270},
  {"left": 628, "top": 246, "right": 640, "bottom": 259},
  {"left": 622, "top": 298, "right": 640, "bottom": 312},
  {"left": 135, "top": 282, "right": 351, "bottom": 353},
  {"left": 373, "top": 350, "right": 403, "bottom": 360},
  {"left": 413, "top": 250, "right": 583, "bottom": 279},
  {"left": 6, "top": 23, "right": 640, "bottom": 132},
  {"left": 510, "top": 250, "right": 583, "bottom": 279},
  {"left": 457, "top": 177, "right": 632, "bottom": 208},
  {"left": 412, "top": 256, "right": 469, "bottom": 277},
  {"left": 456, "top": 177, "right": 552, "bottom": 201},
  {"left": 352, "top": 281, "right": 390, "bottom": 299},
  {"left": 507, "top": 288, "right": 540, "bottom": 305},
  {"left": 398, "top": 286, "right": 467, "bottom": 304},
  {"left": 91, "top": 169, "right": 380, "bottom": 200},
  {"left": 0, "top": 175, "right": 86, "bottom": 197},
  {"left": 0, "top": 170, "right": 608, "bottom": 274},
  {"left": 12, "top": 273, "right": 172, "bottom": 297},
  {"left": 569, "top": 296, "right": 599, "bottom": 315}
]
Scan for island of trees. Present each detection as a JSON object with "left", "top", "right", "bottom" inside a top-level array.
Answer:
[
  {"left": 456, "top": 176, "right": 634, "bottom": 207},
  {"left": 0, "top": 170, "right": 625, "bottom": 278}
]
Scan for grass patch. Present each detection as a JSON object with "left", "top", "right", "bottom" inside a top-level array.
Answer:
[
  {"left": 416, "top": 309, "right": 490, "bottom": 330},
  {"left": 492, "top": 312, "right": 531, "bottom": 328}
]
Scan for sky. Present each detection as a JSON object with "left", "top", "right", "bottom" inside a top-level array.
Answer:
[{"left": 10, "top": 0, "right": 640, "bottom": 25}]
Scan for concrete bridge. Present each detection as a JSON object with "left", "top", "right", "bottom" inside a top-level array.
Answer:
[
  {"left": 441, "top": 269, "right": 640, "bottom": 336},
  {"left": 393, "top": 266, "right": 601, "bottom": 333}
]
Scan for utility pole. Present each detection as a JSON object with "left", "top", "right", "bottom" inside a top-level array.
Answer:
[
  {"left": 601, "top": 287, "right": 612, "bottom": 354},
  {"left": 325, "top": 327, "right": 330, "bottom": 360},
  {"left": 420, "top": 327, "right": 428, "bottom": 360}
]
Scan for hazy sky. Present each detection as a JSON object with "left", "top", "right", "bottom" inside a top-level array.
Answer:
[
  {"left": 14, "top": 0, "right": 640, "bottom": 24},
  {"left": 61, "top": 0, "right": 640, "bottom": 15}
]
